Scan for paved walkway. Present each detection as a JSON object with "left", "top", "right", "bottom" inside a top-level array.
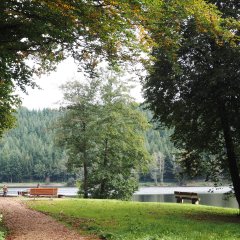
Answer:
[{"left": 0, "top": 198, "right": 94, "bottom": 240}]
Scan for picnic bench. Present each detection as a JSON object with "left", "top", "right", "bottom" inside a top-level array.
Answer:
[
  {"left": 174, "top": 191, "right": 200, "bottom": 204},
  {"left": 29, "top": 188, "right": 58, "bottom": 198}
]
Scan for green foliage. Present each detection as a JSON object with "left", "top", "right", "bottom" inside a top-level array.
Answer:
[
  {"left": 28, "top": 199, "right": 240, "bottom": 240},
  {"left": 0, "top": 107, "right": 69, "bottom": 182},
  {"left": 143, "top": 0, "right": 240, "bottom": 56},
  {"left": 1, "top": 0, "right": 144, "bottom": 84},
  {"left": 0, "top": 82, "right": 20, "bottom": 139},
  {"left": 56, "top": 72, "right": 151, "bottom": 199}
]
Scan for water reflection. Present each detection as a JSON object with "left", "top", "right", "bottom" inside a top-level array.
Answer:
[{"left": 133, "top": 193, "right": 238, "bottom": 209}]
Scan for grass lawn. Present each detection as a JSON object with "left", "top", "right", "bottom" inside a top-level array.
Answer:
[
  {"left": 27, "top": 199, "right": 240, "bottom": 240},
  {"left": 0, "top": 215, "right": 7, "bottom": 240}
]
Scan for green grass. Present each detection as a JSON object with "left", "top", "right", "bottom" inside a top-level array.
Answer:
[
  {"left": 27, "top": 199, "right": 240, "bottom": 240},
  {"left": 0, "top": 214, "right": 7, "bottom": 240}
]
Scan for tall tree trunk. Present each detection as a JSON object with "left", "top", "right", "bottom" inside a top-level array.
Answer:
[
  {"left": 82, "top": 122, "right": 88, "bottom": 198},
  {"left": 159, "top": 153, "right": 165, "bottom": 184},
  {"left": 219, "top": 104, "right": 240, "bottom": 209},
  {"left": 83, "top": 159, "right": 88, "bottom": 198},
  {"left": 45, "top": 176, "right": 50, "bottom": 184},
  {"left": 99, "top": 138, "right": 108, "bottom": 198}
]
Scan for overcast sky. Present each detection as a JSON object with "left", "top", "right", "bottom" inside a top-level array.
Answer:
[
  {"left": 19, "top": 58, "right": 144, "bottom": 110},
  {"left": 19, "top": 58, "right": 77, "bottom": 109}
]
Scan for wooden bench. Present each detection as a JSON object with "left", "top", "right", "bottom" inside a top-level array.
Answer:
[
  {"left": 174, "top": 191, "right": 200, "bottom": 204},
  {"left": 29, "top": 188, "right": 58, "bottom": 198}
]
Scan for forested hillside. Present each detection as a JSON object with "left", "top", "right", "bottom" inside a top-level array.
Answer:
[
  {"left": 142, "top": 110, "right": 177, "bottom": 183},
  {"left": 0, "top": 108, "right": 69, "bottom": 183},
  {"left": 0, "top": 107, "right": 177, "bottom": 183}
]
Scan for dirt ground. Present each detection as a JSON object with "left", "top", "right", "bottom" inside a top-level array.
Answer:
[{"left": 0, "top": 198, "right": 95, "bottom": 240}]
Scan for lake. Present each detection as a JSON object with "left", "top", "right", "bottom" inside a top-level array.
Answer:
[
  {"left": 5, "top": 186, "right": 238, "bottom": 208},
  {"left": 133, "top": 186, "right": 238, "bottom": 209}
]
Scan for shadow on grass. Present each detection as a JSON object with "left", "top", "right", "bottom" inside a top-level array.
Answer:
[{"left": 185, "top": 212, "right": 240, "bottom": 224}]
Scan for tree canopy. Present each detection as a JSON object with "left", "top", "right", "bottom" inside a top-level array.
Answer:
[
  {"left": 0, "top": 0, "right": 144, "bottom": 136},
  {"left": 1, "top": 0, "right": 143, "bottom": 78},
  {"left": 1, "top": 0, "right": 239, "bottom": 136}
]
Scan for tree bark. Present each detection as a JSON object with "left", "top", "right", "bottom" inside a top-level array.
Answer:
[
  {"left": 82, "top": 122, "right": 88, "bottom": 198},
  {"left": 159, "top": 153, "right": 165, "bottom": 184},
  {"left": 219, "top": 104, "right": 240, "bottom": 209},
  {"left": 99, "top": 138, "right": 108, "bottom": 198},
  {"left": 83, "top": 160, "right": 88, "bottom": 198}
]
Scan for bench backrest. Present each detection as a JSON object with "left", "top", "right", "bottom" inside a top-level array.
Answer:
[
  {"left": 29, "top": 188, "right": 58, "bottom": 196},
  {"left": 174, "top": 191, "right": 199, "bottom": 198}
]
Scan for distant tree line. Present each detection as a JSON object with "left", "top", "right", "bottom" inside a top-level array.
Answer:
[
  {"left": 0, "top": 108, "right": 70, "bottom": 183},
  {"left": 0, "top": 107, "right": 179, "bottom": 184}
]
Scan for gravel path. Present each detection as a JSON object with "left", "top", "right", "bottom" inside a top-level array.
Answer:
[{"left": 0, "top": 198, "right": 95, "bottom": 240}]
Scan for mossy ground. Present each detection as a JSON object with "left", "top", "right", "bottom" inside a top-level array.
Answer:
[{"left": 27, "top": 199, "right": 240, "bottom": 240}]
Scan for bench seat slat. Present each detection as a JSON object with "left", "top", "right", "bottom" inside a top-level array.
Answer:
[
  {"left": 29, "top": 188, "right": 58, "bottom": 196},
  {"left": 176, "top": 196, "right": 199, "bottom": 199}
]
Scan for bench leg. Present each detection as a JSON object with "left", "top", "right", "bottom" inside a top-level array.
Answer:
[
  {"left": 192, "top": 199, "right": 199, "bottom": 204},
  {"left": 176, "top": 198, "right": 183, "bottom": 203}
]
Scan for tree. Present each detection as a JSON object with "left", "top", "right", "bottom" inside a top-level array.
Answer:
[
  {"left": 88, "top": 76, "right": 151, "bottom": 199},
  {"left": 56, "top": 79, "right": 100, "bottom": 198},
  {"left": 144, "top": 1, "right": 240, "bottom": 207},
  {"left": 56, "top": 72, "right": 151, "bottom": 199}
]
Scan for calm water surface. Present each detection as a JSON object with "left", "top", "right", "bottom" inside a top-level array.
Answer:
[
  {"left": 133, "top": 186, "right": 238, "bottom": 209},
  {"left": 5, "top": 186, "right": 238, "bottom": 209}
]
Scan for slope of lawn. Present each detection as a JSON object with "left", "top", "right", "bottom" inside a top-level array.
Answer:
[{"left": 27, "top": 199, "right": 240, "bottom": 240}]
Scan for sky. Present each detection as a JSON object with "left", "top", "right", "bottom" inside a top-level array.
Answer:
[{"left": 19, "top": 58, "right": 144, "bottom": 110}]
